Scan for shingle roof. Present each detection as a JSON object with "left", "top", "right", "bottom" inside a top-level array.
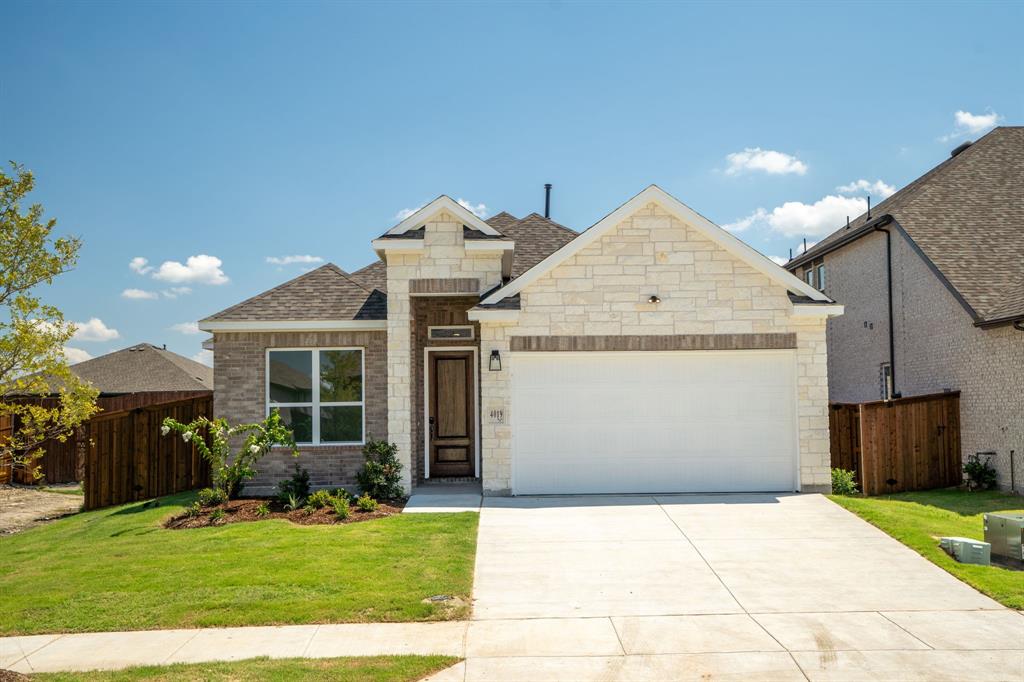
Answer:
[
  {"left": 70, "top": 344, "right": 213, "bottom": 394},
  {"left": 204, "top": 264, "right": 386, "bottom": 321},
  {"left": 497, "top": 213, "right": 578, "bottom": 277},
  {"left": 349, "top": 260, "right": 387, "bottom": 293},
  {"left": 792, "top": 127, "right": 1024, "bottom": 324}
]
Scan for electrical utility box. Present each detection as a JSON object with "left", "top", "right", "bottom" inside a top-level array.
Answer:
[
  {"left": 939, "top": 537, "right": 991, "bottom": 566},
  {"left": 984, "top": 513, "right": 1024, "bottom": 568}
]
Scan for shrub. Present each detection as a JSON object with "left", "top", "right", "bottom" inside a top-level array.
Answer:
[
  {"left": 307, "top": 490, "right": 334, "bottom": 509},
  {"left": 278, "top": 463, "right": 311, "bottom": 503},
  {"left": 185, "top": 501, "right": 202, "bottom": 518},
  {"left": 254, "top": 502, "right": 270, "bottom": 518},
  {"left": 355, "top": 493, "right": 379, "bottom": 512},
  {"left": 964, "top": 453, "right": 998, "bottom": 491},
  {"left": 283, "top": 493, "right": 303, "bottom": 512},
  {"left": 332, "top": 497, "right": 350, "bottom": 519},
  {"left": 302, "top": 504, "right": 316, "bottom": 516},
  {"left": 329, "top": 487, "right": 352, "bottom": 502},
  {"left": 162, "top": 410, "right": 298, "bottom": 499},
  {"left": 356, "top": 439, "right": 404, "bottom": 500},
  {"left": 830, "top": 468, "right": 859, "bottom": 496},
  {"left": 209, "top": 508, "right": 226, "bottom": 525},
  {"left": 197, "top": 487, "right": 225, "bottom": 507}
]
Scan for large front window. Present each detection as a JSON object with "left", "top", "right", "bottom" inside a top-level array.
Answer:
[{"left": 267, "top": 348, "right": 364, "bottom": 444}]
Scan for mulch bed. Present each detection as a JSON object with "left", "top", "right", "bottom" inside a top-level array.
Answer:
[{"left": 164, "top": 497, "right": 406, "bottom": 530}]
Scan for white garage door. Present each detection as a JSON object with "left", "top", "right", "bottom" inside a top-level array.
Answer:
[{"left": 510, "top": 351, "right": 798, "bottom": 495}]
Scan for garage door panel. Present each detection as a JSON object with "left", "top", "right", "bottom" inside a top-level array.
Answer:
[{"left": 510, "top": 351, "right": 798, "bottom": 494}]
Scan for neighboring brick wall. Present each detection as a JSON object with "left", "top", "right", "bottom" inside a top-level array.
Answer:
[
  {"left": 385, "top": 211, "right": 505, "bottom": 493},
  {"left": 815, "top": 226, "right": 1024, "bottom": 490},
  {"left": 480, "top": 201, "right": 832, "bottom": 494},
  {"left": 212, "top": 330, "right": 388, "bottom": 494},
  {"left": 410, "top": 296, "right": 481, "bottom": 483}
]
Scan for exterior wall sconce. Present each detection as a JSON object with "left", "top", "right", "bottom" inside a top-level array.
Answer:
[
  {"left": 489, "top": 349, "right": 502, "bottom": 371},
  {"left": 648, "top": 295, "right": 661, "bottom": 304}
]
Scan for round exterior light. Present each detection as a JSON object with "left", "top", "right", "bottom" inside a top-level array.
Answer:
[{"left": 648, "top": 295, "right": 661, "bottom": 304}]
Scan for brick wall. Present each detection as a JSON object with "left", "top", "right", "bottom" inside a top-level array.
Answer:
[
  {"left": 480, "top": 201, "right": 832, "bottom": 494},
  {"left": 212, "top": 330, "right": 388, "bottom": 494},
  {"left": 816, "top": 226, "right": 1024, "bottom": 490}
]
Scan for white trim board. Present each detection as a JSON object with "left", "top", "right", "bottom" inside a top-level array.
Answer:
[
  {"left": 198, "top": 320, "right": 387, "bottom": 333},
  {"left": 481, "top": 185, "right": 831, "bottom": 305},
  {"left": 422, "top": 346, "right": 481, "bottom": 480},
  {"left": 385, "top": 195, "right": 501, "bottom": 236}
]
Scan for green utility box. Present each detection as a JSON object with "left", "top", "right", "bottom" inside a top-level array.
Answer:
[
  {"left": 939, "top": 536, "right": 991, "bottom": 566},
  {"left": 984, "top": 513, "right": 1024, "bottom": 568}
]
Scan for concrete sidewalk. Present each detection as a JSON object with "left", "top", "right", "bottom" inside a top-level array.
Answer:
[{"left": 4, "top": 612, "right": 1024, "bottom": 679}]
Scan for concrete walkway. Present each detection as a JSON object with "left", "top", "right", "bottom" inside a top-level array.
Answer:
[{"left": 4, "top": 494, "right": 1024, "bottom": 680}]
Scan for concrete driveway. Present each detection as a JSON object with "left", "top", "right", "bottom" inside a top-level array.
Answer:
[{"left": 462, "top": 493, "right": 1024, "bottom": 681}]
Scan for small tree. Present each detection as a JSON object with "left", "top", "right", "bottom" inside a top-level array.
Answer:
[
  {"left": 0, "top": 163, "right": 99, "bottom": 479},
  {"left": 162, "top": 410, "right": 298, "bottom": 499},
  {"left": 356, "top": 439, "right": 405, "bottom": 500}
]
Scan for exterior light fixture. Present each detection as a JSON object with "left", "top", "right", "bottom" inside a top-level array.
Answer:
[
  {"left": 648, "top": 295, "right": 661, "bottom": 304},
  {"left": 489, "top": 349, "right": 502, "bottom": 371}
]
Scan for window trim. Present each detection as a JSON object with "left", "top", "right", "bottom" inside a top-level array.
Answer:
[
  {"left": 815, "top": 262, "right": 826, "bottom": 291},
  {"left": 266, "top": 346, "right": 366, "bottom": 446}
]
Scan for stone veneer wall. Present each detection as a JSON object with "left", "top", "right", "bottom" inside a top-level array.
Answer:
[
  {"left": 385, "top": 211, "right": 505, "bottom": 492},
  {"left": 480, "top": 201, "right": 831, "bottom": 495},
  {"left": 212, "top": 330, "right": 388, "bottom": 494},
  {"left": 410, "top": 296, "right": 482, "bottom": 483}
]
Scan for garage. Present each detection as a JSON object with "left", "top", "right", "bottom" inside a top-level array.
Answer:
[{"left": 510, "top": 351, "right": 799, "bottom": 495}]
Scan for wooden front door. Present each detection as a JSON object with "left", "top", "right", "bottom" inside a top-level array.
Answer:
[{"left": 428, "top": 351, "right": 475, "bottom": 477}]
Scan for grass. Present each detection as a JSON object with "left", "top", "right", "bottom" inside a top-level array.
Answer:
[
  {"left": 0, "top": 491, "right": 478, "bottom": 635},
  {"left": 33, "top": 655, "right": 460, "bottom": 681},
  {"left": 40, "top": 484, "right": 84, "bottom": 496},
  {"left": 829, "top": 488, "right": 1024, "bottom": 609}
]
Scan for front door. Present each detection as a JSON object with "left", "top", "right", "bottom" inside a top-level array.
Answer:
[{"left": 428, "top": 351, "right": 475, "bottom": 477}]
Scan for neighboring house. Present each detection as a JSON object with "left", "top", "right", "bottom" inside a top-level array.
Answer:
[
  {"left": 200, "top": 186, "right": 842, "bottom": 496},
  {"left": 787, "top": 127, "right": 1024, "bottom": 491},
  {"left": 4, "top": 343, "right": 213, "bottom": 484}
]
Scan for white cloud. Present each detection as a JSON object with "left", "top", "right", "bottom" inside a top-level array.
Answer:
[
  {"left": 942, "top": 109, "right": 1001, "bottom": 141},
  {"left": 63, "top": 347, "right": 93, "bottom": 364},
  {"left": 394, "top": 197, "right": 488, "bottom": 221},
  {"left": 122, "top": 288, "right": 158, "bottom": 300},
  {"left": 128, "top": 257, "right": 153, "bottom": 275},
  {"left": 161, "top": 287, "right": 192, "bottom": 299},
  {"left": 170, "top": 321, "right": 201, "bottom": 335},
  {"left": 191, "top": 349, "right": 213, "bottom": 367},
  {"left": 266, "top": 255, "right": 324, "bottom": 266},
  {"left": 457, "top": 198, "right": 488, "bottom": 218},
  {"left": 723, "top": 208, "right": 768, "bottom": 233},
  {"left": 726, "top": 195, "right": 866, "bottom": 238},
  {"left": 72, "top": 318, "right": 120, "bottom": 342},
  {"left": 836, "top": 179, "right": 896, "bottom": 199},
  {"left": 768, "top": 255, "right": 790, "bottom": 266},
  {"left": 725, "top": 148, "right": 807, "bottom": 176},
  {"left": 152, "top": 255, "right": 228, "bottom": 285}
]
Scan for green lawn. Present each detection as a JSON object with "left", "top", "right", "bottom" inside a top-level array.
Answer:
[
  {"left": 33, "top": 655, "right": 460, "bottom": 682},
  {"left": 0, "top": 492, "right": 478, "bottom": 635},
  {"left": 829, "top": 488, "right": 1024, "bottom": 609}
]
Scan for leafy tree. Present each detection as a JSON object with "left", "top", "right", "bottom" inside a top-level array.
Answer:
[{"left": 0, "top": 163, "right": 99, "bottom": 479}]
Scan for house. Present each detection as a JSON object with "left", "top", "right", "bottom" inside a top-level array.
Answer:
[
  {"left": 786, "top": 127, "right": 1024, "bottom": 491},
  {"left": 199, "top": 186, "right": 842, "bottom": 496},
  {"left": 4, "top": 343, "right": 213, "bottom": 485}
]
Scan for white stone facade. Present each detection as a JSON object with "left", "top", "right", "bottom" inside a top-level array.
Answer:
[{"left": 478, "top": 202, "right": 831, "bottom": 494}]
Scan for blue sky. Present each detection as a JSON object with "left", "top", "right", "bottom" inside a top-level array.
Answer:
[{"left": 3, "top": 1, "right": 1021, "bottom": 365}]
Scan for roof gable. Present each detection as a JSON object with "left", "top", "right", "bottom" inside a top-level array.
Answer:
[
  {"left": 481, "top": 185, "right": 828, "bottom": 305},
  {"left": 385, "top": 195, "right": 502, "bottom": 236},
  {"left": 70, "top": 344, "right": 212, "bottom": 394}
]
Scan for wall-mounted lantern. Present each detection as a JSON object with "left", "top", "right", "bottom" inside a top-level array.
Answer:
[
  {"left": 489, "top": 349, "right": 502, "bottom": 371},
  {"left": 648, "top": 294, "right": 661, "bottom": 304}
]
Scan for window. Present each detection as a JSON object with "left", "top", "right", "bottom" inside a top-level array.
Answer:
[
  {"left": 880, "top": 362, "right": 893, "bottom": 401},
  {"left": 815, "top": 262, "right": 826, "bottom": 291},
  {"left": 267, "top": 348, "right": 364, "bottom": 444},
  {"left": 804, "top": 268, "right": 815, "bottom": 286},
  {"left": 428, "top": 325, "right": 474, "bottom": 340}
]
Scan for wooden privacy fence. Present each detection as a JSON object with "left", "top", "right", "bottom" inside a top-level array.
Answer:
[
  {"left": 83, "top": 396, "right": 212, "bottom": 510},
  {"left": 829, "top": 392, "right": 962, "bottom": 495}
]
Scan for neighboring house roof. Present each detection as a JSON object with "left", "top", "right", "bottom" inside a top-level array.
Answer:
[
  {"left": 789, "top": 127, "right": 1024, "bottom": 325},
  {"left": 203, "top": 264, "right": 387, "bottom": 322},
  {"left": 69, "top": 343, "right": 213, "bottom": 394},
  {"left": 478, "top": 185, "right": 830, "bottom": 307},
  {"left": 498, "top": 212, "right": 578, "bottom": 277},
  {"left": 349, "top": 260, "right": 387, "bottom": 292}
]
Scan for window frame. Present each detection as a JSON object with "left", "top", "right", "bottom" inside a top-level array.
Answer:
[
  {"left": 265, "top": 346, "right": 366, "bottom": 446},
  {"left": 815, "top": 261, "right": 826, "bottom": 291},
  {"left": 428, "top": 325, "right": 475, "bottom": 341}
]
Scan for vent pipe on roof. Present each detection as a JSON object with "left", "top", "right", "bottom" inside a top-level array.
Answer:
[
  {"left": 544, "top": 183, "right": 552, "bottom": 218},
  {"left": 951, "top": 141, "right": 973, "bottom": 157},
  {"left": 867, "top": 195, "right": 872, "bottom": 220}
]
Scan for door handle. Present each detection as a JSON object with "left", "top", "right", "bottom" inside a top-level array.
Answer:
[{"left": 429, "top": 417, "right": 435, "bottom": 438}]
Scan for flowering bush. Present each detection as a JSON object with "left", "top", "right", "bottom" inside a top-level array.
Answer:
[{"left": 161, "top": 409, "right": 298, "bottom": 499}]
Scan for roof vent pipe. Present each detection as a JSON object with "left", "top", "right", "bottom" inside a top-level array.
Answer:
[
  {"left": 544, "top": 183, "right": 552, "bottom": 218},
  {"left": 867, "top": 195, "right": 872, "bottom": 220},
  {"left": 951, "top": 141, "right": 973, "bottom": 157}
]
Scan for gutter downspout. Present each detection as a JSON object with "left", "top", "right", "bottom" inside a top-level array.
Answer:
[{"left": 874, "top": 221, "right": 900, "bottom": 399}]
